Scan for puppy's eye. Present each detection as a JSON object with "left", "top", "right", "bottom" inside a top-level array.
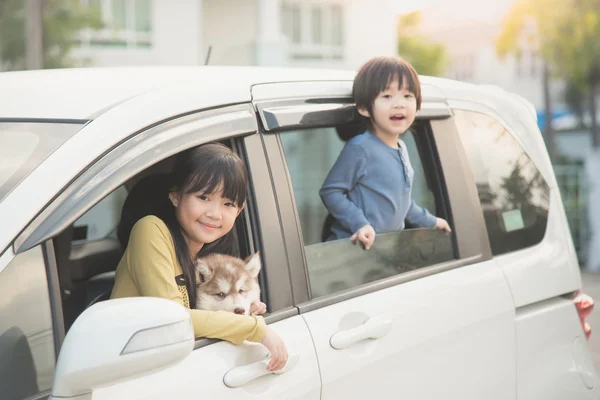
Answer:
[
  {"left": 215, "top": 292, "right": 226, "bottom": 299},
  {"left": 238, "top": 289, "right": 245, "bottom": 294}
]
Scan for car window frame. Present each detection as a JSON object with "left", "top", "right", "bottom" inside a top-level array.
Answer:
[
  {"left": 11, "top": 103, "right": 296, "bottom": 351},
  {"left": 448, "top": 102, "right": 551, "bottom": 257},
  {"left": 255, "top": 91, "right": 492, "bottom": 312},
  {"left": 0, "top": 242, "right": 60, "bottom": 400}
]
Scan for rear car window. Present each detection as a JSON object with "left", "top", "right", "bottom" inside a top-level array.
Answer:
[
  {"left": 453, "top": 109, "right": 550, "bottom": 255},
  {"left": 0, "top": 122, "right": 84, "bottom": 202}
]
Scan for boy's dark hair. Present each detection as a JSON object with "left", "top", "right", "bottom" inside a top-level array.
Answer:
[{"left": 352, "top": 56, "right": 422, "bottom": 126}]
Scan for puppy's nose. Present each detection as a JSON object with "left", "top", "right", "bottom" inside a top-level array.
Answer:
[{"left": 234, "top": 308, "right": 245, "bottom": 315}]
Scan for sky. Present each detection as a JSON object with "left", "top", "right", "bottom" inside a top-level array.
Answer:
[{"left": 395, "top": 0, "right": 443, "bottom": 14}]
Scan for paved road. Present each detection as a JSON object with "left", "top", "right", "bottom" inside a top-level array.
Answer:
[{"left": 581, "top": 270, "right": 600, "bottom": 371}]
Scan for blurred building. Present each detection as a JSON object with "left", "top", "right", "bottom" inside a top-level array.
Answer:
[
  {"left": 74, "top": 0, "right": 397, "bottom": 70},
  {"left": 413, "top": 0, "right": 568, "bottom": 127}
]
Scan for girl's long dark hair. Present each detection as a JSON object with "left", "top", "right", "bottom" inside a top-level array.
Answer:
[{"left": 156, "top": 143, "right": 248, "bottom": 307}]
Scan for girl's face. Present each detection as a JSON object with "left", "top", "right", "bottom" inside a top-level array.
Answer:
[{"left": 170, "top": 183, "right": 243, "bottom": 257}]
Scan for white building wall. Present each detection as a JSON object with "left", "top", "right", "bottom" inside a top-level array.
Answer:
[
  {"left": 74, "top": 0, "right": 204, "bottom": 67},
  {"left": 286, "top": 0, "right": 397, "bottom": 70},
  {"left": 75, "top": 0, "right": 397, "bottom": 71},
  {"left": 202, "top": 0, "right": 259, "bottom": 66}
]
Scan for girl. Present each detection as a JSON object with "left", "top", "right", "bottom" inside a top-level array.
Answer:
[{"left": 111, "top": 143, "right": 288, "bottom": 372}]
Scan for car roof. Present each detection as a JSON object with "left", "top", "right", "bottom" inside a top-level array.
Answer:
[
  {"left": 0, "top": 65, "right": 547, "bottom": 178},
  {"left": 0, "top": 66, "right": 359, "bottom": 120},
  {"left": 0, "top": 65, "right": 531, "bottom": 120}
]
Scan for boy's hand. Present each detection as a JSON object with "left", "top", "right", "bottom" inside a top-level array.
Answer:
[
  {"left": 251, "top": 300, "right": 267, "bottom": 316},
  {"left": 435, "top": 217, "right": 452, "bottom": 232},
  {"left": 350, "top": 224, "right": 376, "bottom": 250}
]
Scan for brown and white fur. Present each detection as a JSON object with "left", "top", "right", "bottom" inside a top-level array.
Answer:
[{"left": 193, "top": 252, "right": 261, "bottom": 315}]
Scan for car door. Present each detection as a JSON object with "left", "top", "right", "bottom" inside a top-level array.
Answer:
[
  {"left": 254, "top": 81, "right": 517, "bottom": 400},
  {"left": 15, "top": 105, "right": 321, "bottom": 399}
]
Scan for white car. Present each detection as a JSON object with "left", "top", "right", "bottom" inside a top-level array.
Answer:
[{"left": 0, "top": 66, "right": 597, "bottom": 400}]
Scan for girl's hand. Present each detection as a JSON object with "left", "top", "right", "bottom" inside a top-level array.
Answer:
[
  {"left": 261, "top": 327, "right": 289, "bottom": 372},
  {"left": 350, "top": 224, "right": 375, "bottom": 250},
  {"left": 435, "top": 217, "right": 452, "bottom": 232},
  {"left": 251, "top": 300, "right": 267, "bottom": 315}
]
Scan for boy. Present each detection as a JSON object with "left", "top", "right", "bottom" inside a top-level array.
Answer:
[{"left": 319, "top": 56, "right": 451, "bottom": 250}]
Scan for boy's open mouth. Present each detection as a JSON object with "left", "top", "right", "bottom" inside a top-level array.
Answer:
[{"left": 390, "top": 115, "right": 405, "bottom": 120}]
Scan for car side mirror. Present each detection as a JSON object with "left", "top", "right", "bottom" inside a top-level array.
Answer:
[{"left": 50, "top": 297, "right": 194, "bottom": 400}]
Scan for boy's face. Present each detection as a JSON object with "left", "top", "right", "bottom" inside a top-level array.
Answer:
[{"left": 358, "top": 79, "right": 417, "bottom": 139}]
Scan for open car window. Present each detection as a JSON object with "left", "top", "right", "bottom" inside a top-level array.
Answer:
[{"left": 278, "top": 122, "right": 456, "bottom": 300}]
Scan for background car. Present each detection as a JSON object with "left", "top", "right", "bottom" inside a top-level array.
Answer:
[{"left": 0, "top": 66, "right": 596, "bottom": 399}]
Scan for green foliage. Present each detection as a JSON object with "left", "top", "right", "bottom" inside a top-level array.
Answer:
[
  {"left": 0, "top": 0, "right": 103, "bottom": 70},
  {"left": 496, "top": 0, "right": 600, "bottom": 110},
  {"left": 397, "top": 11, "right": 447, "bottom": 77}
]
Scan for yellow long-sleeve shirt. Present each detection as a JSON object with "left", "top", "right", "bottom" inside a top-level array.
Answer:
[{"left": 110, "top": 215, "right": 266, "bottom": 345}]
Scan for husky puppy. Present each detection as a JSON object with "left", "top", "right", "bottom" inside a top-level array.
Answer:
[{"left": 194, "top": 252, "right": 262, "bottom": 315}]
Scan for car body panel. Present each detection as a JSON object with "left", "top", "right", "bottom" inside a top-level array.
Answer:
[
  {"left": 301, "top": 259, "right": 516, "bottom": 400},
  {"left": 515, "top": 297, "right": 597, "bottom": 399},
  {"left": 91, "top": 316, "right": 321, "bottom": 400}
]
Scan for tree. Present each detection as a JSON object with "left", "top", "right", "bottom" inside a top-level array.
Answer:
[
  {"left": 0, "top": 0, "right": 103, "bottom": 71},
  {"left": 549, "top": 0, "right": 600, "bottom": 147},
  {"left": 397, "top": 11, "right": 447, "bottom": 77},
  {"left": 495, "top": 0, "right": 567, "bottom": 162},
  {"left": 497, "top": 0, "right": 600, "bottom": 147},
  {"left": 497, "top": 0, "right": 600, "bottom": 270}
]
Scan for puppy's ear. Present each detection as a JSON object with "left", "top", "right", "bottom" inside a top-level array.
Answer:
[
  {"left": 243, "top": 252, "right": 261, "bottom": 278},
  {"left": 195, "top": 260, "right": 213, "bottom": 285}
]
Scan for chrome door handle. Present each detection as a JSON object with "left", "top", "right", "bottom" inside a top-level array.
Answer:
[
  {"left": 330, "top": 315, "right": 392, "bottom": 350},
  {"left": 223, "top": 353, "right": 299, "bottom": 388}
]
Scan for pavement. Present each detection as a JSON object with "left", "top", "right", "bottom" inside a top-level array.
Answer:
[{"left": 581, "top": 270, "right": 600, "bottom": 371}]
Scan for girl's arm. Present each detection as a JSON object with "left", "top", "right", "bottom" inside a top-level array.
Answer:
[
  {"left": 127, "top": 217, "right": 266, "bottom": 344},
  {"left": 319, "top": 143, "right": 370, "bottom": 234}
]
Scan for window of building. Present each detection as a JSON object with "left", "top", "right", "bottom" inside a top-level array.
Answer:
[
  {"left": 453, "top": 109, "right": 550, "bottom": 255},
  {"left": 80, "top": 0, "right": 153, "bottom": 48},
  {"left": 279, "top": 123, "right": 454, "bottom": 298},
  {"left": 281, "top": 1, "right": 344, "bottom": 61}
]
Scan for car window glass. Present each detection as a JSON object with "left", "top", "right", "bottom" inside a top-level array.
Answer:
[
  {"left": 279, "top": 125, "right": 454, "bottom": 299},
  {"left": 403, "top": 130, "right": 436, "bottom": 216},
  {"left": 73, "top": 185, "right": 128, "bottom": 242},
  {"left": 453, "top": 109, "right": 550, "bottom": 255},
  {"left": 0, "top": 122, "right": 83, "bottom": 203},
  {"left": 0, "top": 247, "right": 55, "bottom": 399}
]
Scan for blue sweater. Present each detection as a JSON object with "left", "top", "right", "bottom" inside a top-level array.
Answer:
[{"left": 320, "top": 131, "right": 436, "bottom": 240}]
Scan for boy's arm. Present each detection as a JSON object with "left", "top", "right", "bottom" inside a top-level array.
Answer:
[
  {"left": 319, "top": 143, "right": 370, "bottom": 234},
  {"left": 405, "top": 200, "right": 437, "bottom": 228}
]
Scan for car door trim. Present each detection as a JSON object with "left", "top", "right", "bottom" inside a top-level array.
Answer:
[
  {"left": 261, "top": 133, "right": 310, "bottom": 304},
  {"left": 0, "top": 246, "right": 14, "bottom": 276},
  {"left": 297, "top": 255, "right": 484, "bottom": 313},
  {"left": 256, "top": 98, "right": 452, "bottom": 132},
  {"left": 242, "top": 134, "right": 295, "bottom": 310},
  {"left": 14, "top": 104, "right": 257, "bottom": 253},
  {"left": 41, "top": 240, "right": 66, "bottom": 353},
  {"left": 429, "top": 117, "right": 492, "bottom": 260},
  {"left": 192, "top": 306, "right": 299, "bottom": 350}
]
